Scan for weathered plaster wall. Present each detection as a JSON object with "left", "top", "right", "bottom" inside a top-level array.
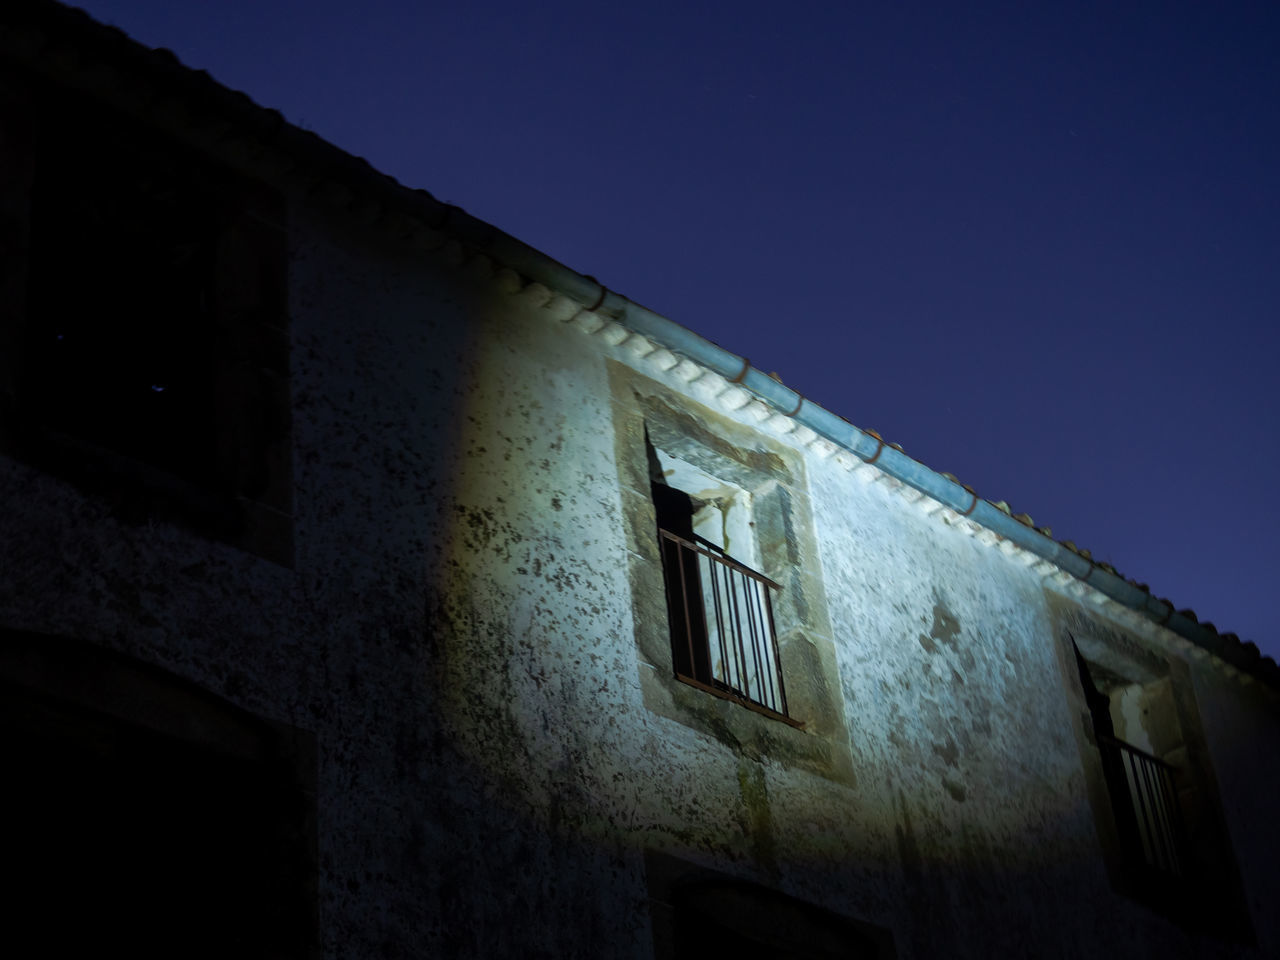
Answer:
[
  {"left": 802, "top": 458, "right": 1094, "bottom": 954},
  {"left": 596, "top": 333, "right": 1111, "bottom": 954},
  {"left": 4, "top": 167, "right": 1279, "bottom": 959},
  {"left": 0, "top": 196, "right": 657, "bottom": 957},
  {"left": 582, "top": 304, "right": 1280, "bottom": 957}
]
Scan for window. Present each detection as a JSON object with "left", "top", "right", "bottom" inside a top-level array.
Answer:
[
  {"left": 649, "top": 440, "right": 791, "bottom": 721},
  {"left": 646, "top": 851, "right": 896, "bottom": 960},
  {"left": 1054, "top": 611, "right": 1254, "bottom": 939},
  {"left": 1, "top": 630, "right": 317, "bottom": 958},
  {"left": 1072, "top": 638, "right": 1189, "bottom": 883},
  {"left": 1, "top": 80, "right": 292, "bottom": 562},
  {"left": 609, "top": 361, "right": 854, "bottom": 785}
]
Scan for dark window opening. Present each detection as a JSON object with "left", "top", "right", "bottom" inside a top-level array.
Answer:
[
  {"left": 4, "top": 83, "right": 292, "bottom": 562},
  {"left": 1, "top": 632, "right": 316, "bottom": 959},
  {"left": 673, "top": 883, "right": 885, "bottom": 960},
  {"left": 655, "top": 865, "right": 892, "bottom": 960},
  {"left": 24, "top": 114, "right": 224, "bottom": 483},
  {"left": 1062, "top": 625, "right": 1256, "bottom": 942},
  {"left": 652, "top": 481, "right": 713, "bottom": 684}
]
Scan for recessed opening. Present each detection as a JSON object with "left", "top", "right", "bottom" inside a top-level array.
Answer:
[
  {"left": 1, "top": 633, "right": 316, "bottom": 958},
  {"left": 648, "top": 436, "right": 790, "bottom": 719},
  {"left": 1072, "top": 639, "right": 1190, "bottom": 883}
]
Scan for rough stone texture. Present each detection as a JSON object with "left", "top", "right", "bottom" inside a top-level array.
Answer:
[{"left": 2, "top": 51, "right": 1279, "bottom": 960}]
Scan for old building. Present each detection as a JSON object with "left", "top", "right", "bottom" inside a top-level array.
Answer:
[{"left": 2, "top": 2, "right": 1277, "bottom": 956}]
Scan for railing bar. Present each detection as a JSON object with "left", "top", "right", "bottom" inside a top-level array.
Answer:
[
  {"left": 1148, "top": 761, "right": 1172, "bottom": 873},
  {"left": 1140, "top": 754, "right": 1172, "bottom": 874},
  {"left": 751, "top": 581, "right": 776, "bottom": 711},
  {"left": 1120, "top": 748, "right": 1142, "bottom": 862},
  {"left": 1135, "top": 752, "right": 1171, "bottom": 875},
  {"left": 721, "top": 563, "right": 742, "bottom": 691},
  {"left": 1154, "top": 766, "right": 1180, "bottom": 876},
  {"left": 752, "top": 583, "right": 773, "bottom": 711},
  {"left": 755, "top": 580, "right": 772, "bottom": 710},
  {"left": 670, "top": 535, "right": 699, "bottom": 684},
  {"left": 1124, "top": 750, "right": 1156, "bottom": 868},
  {"left": 675, "top": 675, "right": 805, "bottom": 728},
  {"left": 765, "top": 585, "right": 788, "bottom": 716},
  {"left": 707, "top": 552, "right": 730, "bottom": 689},
  {"left": 1101, "top": 733, "right": 1188, "bottom": 880},
  {"left": 727, "top": 565, "right": 741, "bottom": 688},
  {"left": 1097, "top": 734, "right": 1177, "bottom": 771},
  {"left": 741, "top": 569, "right": 762, "bottom": 706},
  {"left": 1134, "top": 753, "right": 1160, "bottom": 870},
  {"left": 734, "top": 569, "right": 749, "bottom": 699},
  {"left": 729, "top": 567, "right": 749, "bottom": 698},
  {"left": 748, "top": 577, "right": 769, "bottom": 708},
  {"left": 659, "top": 527, "right": 788, "bottom": 719},
  {"left": 658, "top": 530, "right": 780, "bottom": 587}
]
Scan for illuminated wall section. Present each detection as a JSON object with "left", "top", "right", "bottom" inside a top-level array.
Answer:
[{"left": 1, "top": 13, "right": 1275, "bottom": 954}]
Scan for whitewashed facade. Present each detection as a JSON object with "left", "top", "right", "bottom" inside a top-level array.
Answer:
[{"left": 1, "top": 3, "right": 1277, "bottom": 957}]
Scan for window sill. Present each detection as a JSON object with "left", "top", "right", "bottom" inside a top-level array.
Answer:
[{"left": 674, "top": 673, "right": 806, "bottom": 729}]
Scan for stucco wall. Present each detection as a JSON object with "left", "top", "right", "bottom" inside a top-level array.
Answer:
[{"left": 3, "top": 167, "right": 1278, "bottom": 959}]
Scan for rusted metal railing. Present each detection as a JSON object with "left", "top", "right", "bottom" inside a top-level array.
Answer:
[
  {"left": 658, "top": 529, "right": 793, "bottom": 723},
  {"left": 1099, "top": 735, "right": 1188, "bottom": 879}
]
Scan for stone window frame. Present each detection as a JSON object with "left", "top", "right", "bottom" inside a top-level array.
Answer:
[
  {"left": 609, "top": 359, "right": 853, "bottom": 785},
  {"left": 649, "top": 442, "right": 794, "bottom": 723},
  {"left": 1049, "top": 601, "right": 1254, "bottom": 941},
  {"left": 0, "top": 65, "right": 293, "bottom": 565}
]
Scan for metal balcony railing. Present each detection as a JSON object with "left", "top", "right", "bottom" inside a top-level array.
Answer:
[
  {"left": 1098, "top": 735, "right": 1188, "bottom": 879},
  {"left": 658, "top": 529, "right": 793, "bottom": 723}
]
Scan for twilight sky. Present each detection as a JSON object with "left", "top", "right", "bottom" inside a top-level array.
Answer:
[{"left": 74, "top": 1, "right": 1280, "bottom": 662}]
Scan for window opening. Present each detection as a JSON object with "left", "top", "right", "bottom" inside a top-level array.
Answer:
[
  {"left": 26, "top": 106, "right": 225, "bottom": 483},
  {"left": 2, "top": 632, "right": 317, "bottom": 958},
  {"left": 649, "top": 440, "right": 790, "bottom": 720},
  {"left": 1072, "top": 638, "right": 1189, "bottom": 881},
  {"left": 6, "top": 88, "right": 293, "bottom": 562}
]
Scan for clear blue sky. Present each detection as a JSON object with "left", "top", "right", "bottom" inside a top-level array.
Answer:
[{"left": 73, "top": 1, "right": 1280, "bottom": 661}]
